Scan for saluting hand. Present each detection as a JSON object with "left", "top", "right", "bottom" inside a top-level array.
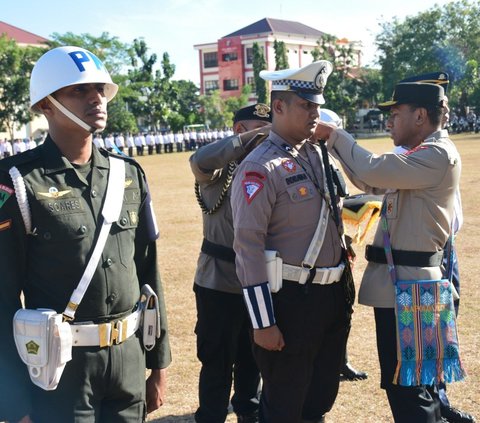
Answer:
[
  {"left": 253, "top": 325, "right": 285, "bottom": 351},
  {"left": 242, "top": 124, "right": 272, "bottom": 152}
]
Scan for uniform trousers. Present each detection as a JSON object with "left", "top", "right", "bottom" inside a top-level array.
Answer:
[
  {"left": 31, "top": 335, "right": 146, "bottom": 423},
  {"left": 374, "top": 308, "right": 442, "bottom": 423},
  {"left": 194, "top": 284, "right": 260, "bottom": 423},
  {"left": 255, "top": 279, "right": 350, "bottom": 423}
]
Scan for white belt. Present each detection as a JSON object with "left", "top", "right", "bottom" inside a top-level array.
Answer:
[
  {"left": 71, "top": 309, "right": 141, "bottom": 348},
  {"left": 282, "top": 262, "right": 345, "bottom": 285}
]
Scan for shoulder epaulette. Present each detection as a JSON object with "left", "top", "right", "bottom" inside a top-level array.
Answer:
[
  {"left": 0, "top": 148, "right": 41, "bottom": 172},
  {"left": 100, "top": 147, "right": 148, "bottom": 178}
]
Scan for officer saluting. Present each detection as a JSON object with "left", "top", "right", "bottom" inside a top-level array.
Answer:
[
  {"left": 190, "top": 104, "right": 271, "bottom": 423},
  {"left": 231, "top": 62, "right": 351, "bottom": 423},
  {"left": 0, "top": 46, "right": 171, "bottom": 422}
]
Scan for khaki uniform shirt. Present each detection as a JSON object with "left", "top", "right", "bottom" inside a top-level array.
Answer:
[
  {"left": 190, "top": 134, "right": 249, "bottom": 294},
  {"left": 328, "top": 129, "right": 461, "bottom": 308},
  {"left": 231, "top": 131, "right": 342, "bottom": 288},
  {"left": 0, "top": 137, "right": 171, "bottom": 419}
]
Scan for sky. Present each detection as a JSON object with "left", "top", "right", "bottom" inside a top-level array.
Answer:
[{"left": 3, "top": 0, "right": 454, "bottom": 84}]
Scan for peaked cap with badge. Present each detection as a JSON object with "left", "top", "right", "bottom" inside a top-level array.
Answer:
[
  {"left": 234, "top": 103, "right": 272, "bottom": 124},
  {"left": 377, "top": 82, "right": 445, "bottom": 111},
  {"left": 400, "top": 71, "right": 449, "bottom": 93},
  {"left": 260, "top": 60, "right": 333, "bottom": 105}
]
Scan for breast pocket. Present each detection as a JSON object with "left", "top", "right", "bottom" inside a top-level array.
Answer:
[
  {"left": 286, "top": 182, "right": 320, "bottom": 227},
  {"left": 32, "top": 196, "right": 89, "bottom": 244},
  {"left": 112, "top": 202, "right": 140, "bottom": 268}
]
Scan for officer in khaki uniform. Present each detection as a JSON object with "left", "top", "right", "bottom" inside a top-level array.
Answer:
[
  {"left": 0, "top": 46, "right": 171, "bottom": 423},
  {"left": 231, "top": 62, "right": 351, "bottom": 423},
  {"left": 315, "top": 82, "right": 461, "bottom": 423},
  {"left": 190, "top": 104, "right": 271, "bottom": 423}
]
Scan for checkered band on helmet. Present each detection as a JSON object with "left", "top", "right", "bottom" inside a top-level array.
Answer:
[{"left": 274, "top": 79, "right": 323, "bottom": 92}]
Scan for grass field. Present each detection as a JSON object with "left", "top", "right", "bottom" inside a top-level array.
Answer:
[{"left": 141, "top": 133, "right": 480, "bottom": 423}]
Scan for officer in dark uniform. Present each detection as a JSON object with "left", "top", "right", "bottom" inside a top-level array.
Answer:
[
  {"left": 190, "top": 104, "right": 271, "bottom": 423},
  {"left": 0, "top": 46, "right": 171, "bottom": 423}
]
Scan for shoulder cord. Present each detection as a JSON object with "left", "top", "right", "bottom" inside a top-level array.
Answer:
[
  {"left": 194, "top": 161, "right": 236, "bottom": 215},
  {"left": 9, "top": 166, "right": 35, "bottom": 235}
]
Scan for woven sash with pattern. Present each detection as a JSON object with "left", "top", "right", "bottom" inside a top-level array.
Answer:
[{"left": 393, "top": 278, "right": 466, "bottom": 386}]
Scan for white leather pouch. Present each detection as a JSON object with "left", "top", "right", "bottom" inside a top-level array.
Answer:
[
  {"left": 140, "top": 285, "right": 161, "bottom": 351},
  {"left": 13, "top": 308, "right": 72, "bottom": 391},
  {"left": 265, "top": 250, "right": 283, "bottom": 293}
]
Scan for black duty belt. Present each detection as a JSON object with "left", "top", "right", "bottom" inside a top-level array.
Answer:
[
  {"left": 201, "top": 238, "right": 236, "bottom": 263},
  {"left": 365, "top": 245, "right": 443, "bottom": 267}
]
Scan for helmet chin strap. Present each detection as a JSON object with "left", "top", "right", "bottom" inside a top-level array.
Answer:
[{"left": 47, "top": 95, "right": 98, "bottom": 134}]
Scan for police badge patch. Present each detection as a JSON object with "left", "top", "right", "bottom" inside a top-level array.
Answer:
[
  {"left": 281, "top": 159, "right": 296, "bottom": 173},
  {"left": 242, "top": 179, "right": 264, "bottom": 204}
]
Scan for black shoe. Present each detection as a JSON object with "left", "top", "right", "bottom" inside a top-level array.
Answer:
[
  {"left": 340, "top": 362, "right": 368, "bottom": 381},
  {"left": 237, "top": 411, "right": 259, "bottom": 423},
  {"left": 441, "top": 405, "right": 476, "bottom": 423}
]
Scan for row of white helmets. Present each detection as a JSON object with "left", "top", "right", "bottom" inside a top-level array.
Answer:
[{"left": 30, "top": 46, "right": 342, "bottom": 127}]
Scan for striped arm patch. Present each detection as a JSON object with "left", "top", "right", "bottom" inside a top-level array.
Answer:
[{"left": 243, "top": 282, "right": 276, "bottom": 329}]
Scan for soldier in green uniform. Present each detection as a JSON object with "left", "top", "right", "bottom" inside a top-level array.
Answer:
[{"left": 0, "top": 46, "right": 171, "bottom": 423}]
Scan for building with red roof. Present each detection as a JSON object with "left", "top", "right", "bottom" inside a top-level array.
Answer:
[
  {"left": 194, "top": 17, "right": 361, "bottom": 102},
  {"left": 0, "top": 21, "right": 48, "bottom": 46}
]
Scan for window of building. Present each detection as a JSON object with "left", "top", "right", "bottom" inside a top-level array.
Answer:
[
  {"left": 223, "top": 79, "right": 239, "bottom": 91},
  {"left": 203, "top": 52, "right": 218, "bottom": 68},
  {"left": 246, "top": 46, "right": 264, "bottom": 65},
  {"left": 222, "top": 52, "right": 238, "bottom": 62},
  {"left": 246, "top": 76, "right": 255, "bottom": 91},
  {"left": 205, "top": 80, "right": 219, "bottom": 93}
]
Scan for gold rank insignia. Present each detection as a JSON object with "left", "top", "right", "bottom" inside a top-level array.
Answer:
[
  {"left": 125, "top": 179, "right": 133, "bottom": 188},
  {"left": 37, "top": 187, "right": 71, "bottom": 199},
  {"left": 26, "top": 340, "right": 40, "bottom": 355},
  {"left": 129, "top": 210, "right": 138, "bottom": 225},
  {"left": 298, "top": 186, "right": 308, "bottom": 196}
]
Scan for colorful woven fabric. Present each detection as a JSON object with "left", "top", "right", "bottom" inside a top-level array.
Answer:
[{"left": 393, "top": 278, "right": 466, "bottom": 386}]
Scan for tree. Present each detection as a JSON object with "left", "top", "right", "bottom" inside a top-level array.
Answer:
[
  {"left": 273, "top": 39, "right": 289, "bottom": 70},
  {"left": 252, "top": 42, "right": 268, "bottom": 103},
  {"left": 199, "top": 85, "right": 251, "bottom": 129},
  {"left": 0, "top": 36, "right": 45, "bottom": 139},
  {"left": 169, "top": 79, "right": 201, "bottom": 128},
  {"left": 375, "top": 0, "right": 480, "bottom": 112},
  {"left": 48, "top": 31, "right": 131, "bottom": 75},
  {"left": 311, "top": 35, "right": 361, "bottom": 128},
  {"left": 357, "top": 68, "right": 383, "bottom": 109}
]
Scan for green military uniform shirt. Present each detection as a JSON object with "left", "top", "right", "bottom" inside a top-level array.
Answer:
[{"left": 0, "top": 136, "right": 171, "bottom": 420}]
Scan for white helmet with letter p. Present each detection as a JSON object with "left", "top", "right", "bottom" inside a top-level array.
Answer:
[{"left": 30, "top": 46, "right": 118, "bottom": 132}]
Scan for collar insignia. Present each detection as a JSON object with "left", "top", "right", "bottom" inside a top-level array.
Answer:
[{"left": 37, "top": 187, "right": 71, "bottom": 199}]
